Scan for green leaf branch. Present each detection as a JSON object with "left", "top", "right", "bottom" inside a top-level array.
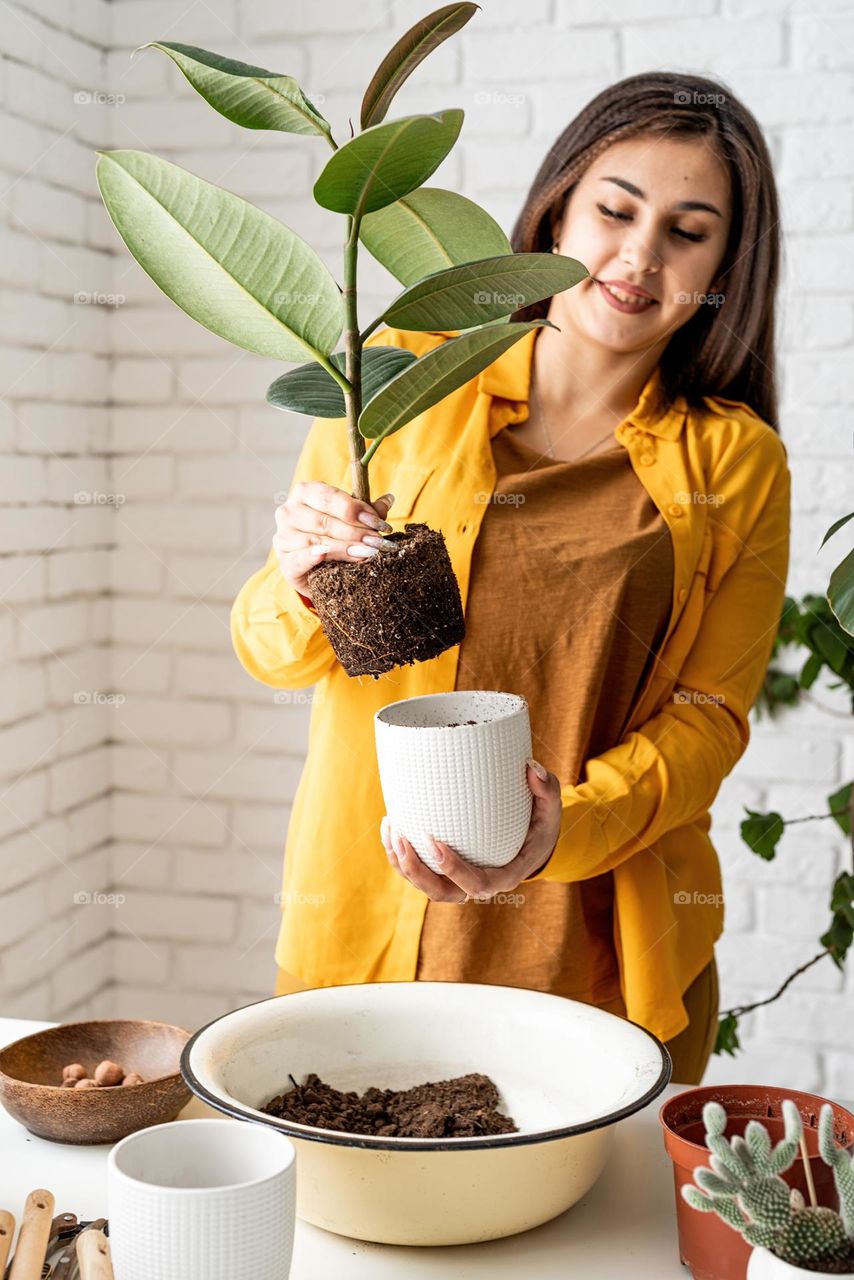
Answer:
[{"left": 96, "top": 6, "right": 588, "bottom": 507}]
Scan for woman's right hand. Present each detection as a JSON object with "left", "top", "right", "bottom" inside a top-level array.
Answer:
[{"left": 273, "top": 481, "right": 396, "bottom": 600}]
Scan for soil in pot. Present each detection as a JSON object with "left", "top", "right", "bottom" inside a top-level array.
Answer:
[
  {"left": 796, "top": 1249, "right": 854, "bottom": 1275},
  {"left": 306, "top": 523, "right": 466, "bottom": 678},
  {"left": 261, "top": 1071, "right": 517, "bottom": 1138}
]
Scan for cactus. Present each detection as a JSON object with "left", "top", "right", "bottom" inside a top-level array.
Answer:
[{"left": 681, "top": 1099, "right": 854, "bottom": 1271}]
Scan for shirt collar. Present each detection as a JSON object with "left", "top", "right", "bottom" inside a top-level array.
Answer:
[{"left": 472, "top": 326, "right": 687, "bottom": 441}]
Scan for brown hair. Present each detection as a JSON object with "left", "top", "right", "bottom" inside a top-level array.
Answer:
[{"left": 510, "top": 71, "right": 781, "bottom": 430}]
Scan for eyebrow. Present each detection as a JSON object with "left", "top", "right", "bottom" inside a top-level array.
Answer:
[{"left": 600, "top": 176, "right": 723, "bottom": 218}]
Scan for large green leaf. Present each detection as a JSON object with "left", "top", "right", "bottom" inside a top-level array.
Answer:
[
  {"left": 829, "top": 546, "right": 854, "bottom": 637},
  {"left": 381, "top": 252, "right": 589, "bottom": 330},
  {"left": 267, "top": 346, "right": 416, "bottom": 417},
  {"left": 820, "top": 510, "right": 854, "bottom": 549},
  {"left": 359, "top": 319, "right": 551, "bottom": 443},
  {"left": 313, "top": 110, "right": 463, "bottom": 217},
  {"left": 360, "top": 187, "right": 511, "bottom": 286},
  {"left": 140, "top": 42, "right": 333, "bottom": 140},
  {"left": 96, "top": 150, "right": 343, "bottom": 363},
  {"left": 360, "top": 3, "right": 478, "bottom": 129}
]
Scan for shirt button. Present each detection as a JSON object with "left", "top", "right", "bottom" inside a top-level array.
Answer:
[
  {"left": 678, "top": 586, "right": 688, "bottom": 603},
  {"left": 639, "top": 451, "right": 655, "bottom": 466},
  {"left": 668, "top": 503, "right": 684, "bottom": 518}
]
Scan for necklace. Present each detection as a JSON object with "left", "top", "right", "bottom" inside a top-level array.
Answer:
[{"left": 530, "top": 373, "right": 616, "bottom": 462}]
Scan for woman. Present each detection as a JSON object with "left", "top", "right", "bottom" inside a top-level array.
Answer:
[{"left": 230, "top": 72, "right": 790, "bottom": 1084}]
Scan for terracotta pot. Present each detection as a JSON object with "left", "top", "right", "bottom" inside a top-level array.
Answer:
[
  {"left": 747, "top": 1246, "right": 854, "bottom": 1279},
  {"left": 659, "top": 1085, "right": 854, "bottom": 1280}
]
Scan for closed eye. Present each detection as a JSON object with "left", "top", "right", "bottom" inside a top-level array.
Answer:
[{"left": 596, "top": 203, "right": 706, "bottom": 243}]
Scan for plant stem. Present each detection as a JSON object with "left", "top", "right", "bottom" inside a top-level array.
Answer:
[
  {"left": 784, "top": 808, "right": 851, "bottom": 826},
  {"left": 359, "top": 316, "right": 382, "bottom": 343},
  {"left": 314, "top": 352, "right": 352, "bottom": 395},
  {"left": 722, "top": 789, "right": 854, "bottom": 1036},
  {"left": 721, "top": 948, "right": 830, "bottom": 1021},
  {"left": 342, "top": 213, "right": 369, "bottom": 504},
  {"left": 800, "top": 1134, "right": 818, "bottom": 1208}
]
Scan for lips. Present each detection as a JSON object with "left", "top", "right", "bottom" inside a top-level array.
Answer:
[
  {"left": 595, "top": 279, "right": 658, "bottom": 314},
  {"left": 600, "top": 279, "right": 657, "bottom": 301}
]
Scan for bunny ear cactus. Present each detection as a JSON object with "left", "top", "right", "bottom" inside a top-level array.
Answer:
[
  {"left": 820, "top": 1103, "right": 854, "bottom": 1239},
  {"left": 682, "top": 1100, "right": 854, "bottom": 1272}
]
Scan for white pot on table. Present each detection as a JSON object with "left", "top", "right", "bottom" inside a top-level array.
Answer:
[{"left": 748, "top": 1246, "right": 854, "bottom": 1279}]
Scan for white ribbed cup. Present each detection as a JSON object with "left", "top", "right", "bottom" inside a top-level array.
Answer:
[
  {"left": 374, "top": 691, "right": 533, "bottom": 872},
  {"left": 107, "top": 1119, "right": 296, "bottom": 1280}
]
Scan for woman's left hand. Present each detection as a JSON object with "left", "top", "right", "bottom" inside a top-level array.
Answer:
[{"left": 380, "top": 759, "right": 562, "bottom": 902}]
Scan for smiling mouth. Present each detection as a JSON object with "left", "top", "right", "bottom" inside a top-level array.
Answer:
[{"left": 592, "top": 279, "right": 659, "bottom": 311}]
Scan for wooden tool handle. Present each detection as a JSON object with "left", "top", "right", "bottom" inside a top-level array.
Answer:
[
  {"left": 76, "top": 1228, "right": 114, "bottom": 1280},
  {"left": 8, "top": 1189, "right": 54, "bottom": 1280},
  {"left": 0, "top": 1210, "right": 15, "bottom": 1272}
]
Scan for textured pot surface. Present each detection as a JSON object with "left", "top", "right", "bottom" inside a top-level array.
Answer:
[{"left": 375, "top": 690, "right": 533, "bottom": 871}]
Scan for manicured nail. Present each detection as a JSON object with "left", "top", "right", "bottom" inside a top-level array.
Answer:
[
  {"left": 378, "top": 492, "right": 395, "bottom": 508},
  {"left": 358, "top": 510, "right": 392, "bottom": 531},
  {"left": 361, "top": 535, "right": 393, "bottom": 549},
  {"left": 308, "top": 543, "right": 329, "bottom": 556},
  {"left": 348, "top": 543, "right": 378, "bottom": 557},
  {"left": 427, "top": 834, "right": 445, "bottom": 862},
  {"left": 527, "top": 757, "right": 548, "bottom": 781}
]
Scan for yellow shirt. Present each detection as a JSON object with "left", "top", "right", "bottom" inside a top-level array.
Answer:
[{"left": 230, "top": 326, "right": 791, "bottom": 1042}]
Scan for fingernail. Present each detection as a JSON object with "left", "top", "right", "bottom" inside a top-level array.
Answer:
[
  {"left": 358, "top": 511, "right": 392, "bottom": 532},
  {"left": 348, "top": 543, "right": 378, "bottom": 557},
  {"left": 362, "top": 535, "right": 392, "bottom": 549},
  {"left": 378, "top": 492, "right": 395, "bottom": 509},
  {"left": 527, "top": 756, "right": 548, "bottom": 781},
  {"left": 308, "top": 543, "right": 329, "bottom": 556}
]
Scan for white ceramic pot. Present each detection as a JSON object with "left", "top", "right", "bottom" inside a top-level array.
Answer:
[
  {"left": 182, "top": 980, "right": 671, "bottom": 1247},
  {"left": 748, "top": 1247, "right": 854, "bottom": 1279},
  {"left": 107, "top": 1118, "right": 296, "bottom": 1280},
  {"left": 374, "top": 690, "right": 533, "bottom": 872}
]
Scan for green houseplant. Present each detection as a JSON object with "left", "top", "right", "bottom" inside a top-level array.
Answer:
[
  {"left": 683, "top": 1098, "right": 854, "bottom": 1277},
  {"left": 95, "top": 4, "right": 588, "bottom": 677},
  {"left": 715, "top": 591, "right": 854, "bottom": 1057}
]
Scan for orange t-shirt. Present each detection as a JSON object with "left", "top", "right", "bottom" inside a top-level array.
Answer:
[{"left": 415, "top": 424, "right": 674, "bottom": 1008}]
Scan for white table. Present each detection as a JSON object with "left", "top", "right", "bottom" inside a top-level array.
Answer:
[{"left": 0, "top": 1016, "right": 690, "bottom": 1277}]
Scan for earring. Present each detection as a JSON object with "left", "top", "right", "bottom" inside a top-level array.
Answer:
[{"left": 551, "top": 240, "right": 559, "bottom": 254}]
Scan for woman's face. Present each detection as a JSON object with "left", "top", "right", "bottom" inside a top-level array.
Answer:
[{"left": 551, "top": 133, "right": 733, "bottom": 354}]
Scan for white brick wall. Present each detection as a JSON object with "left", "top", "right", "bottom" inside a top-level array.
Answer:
[
  {"left": 1, "top": 0, "right": 852, "bottom": 1086},
  {"left": 0, "top": 0, "right": 116, "bottom": 1023}
]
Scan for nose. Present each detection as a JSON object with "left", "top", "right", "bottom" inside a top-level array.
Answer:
[{"left": 620, "top": 229, "right": 662, "bottom": 277}]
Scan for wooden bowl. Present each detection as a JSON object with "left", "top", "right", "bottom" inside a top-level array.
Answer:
[{"left": 0, "top": 1019, "right": 192, "bottom": 1144}]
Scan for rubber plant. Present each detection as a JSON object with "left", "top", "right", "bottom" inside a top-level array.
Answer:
[
  {"left": 683, "top": 1099, "right": 854, "bottom": 1276},
  {"left": 94, "top": 4, "right": 588, "bottom": 677}
]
